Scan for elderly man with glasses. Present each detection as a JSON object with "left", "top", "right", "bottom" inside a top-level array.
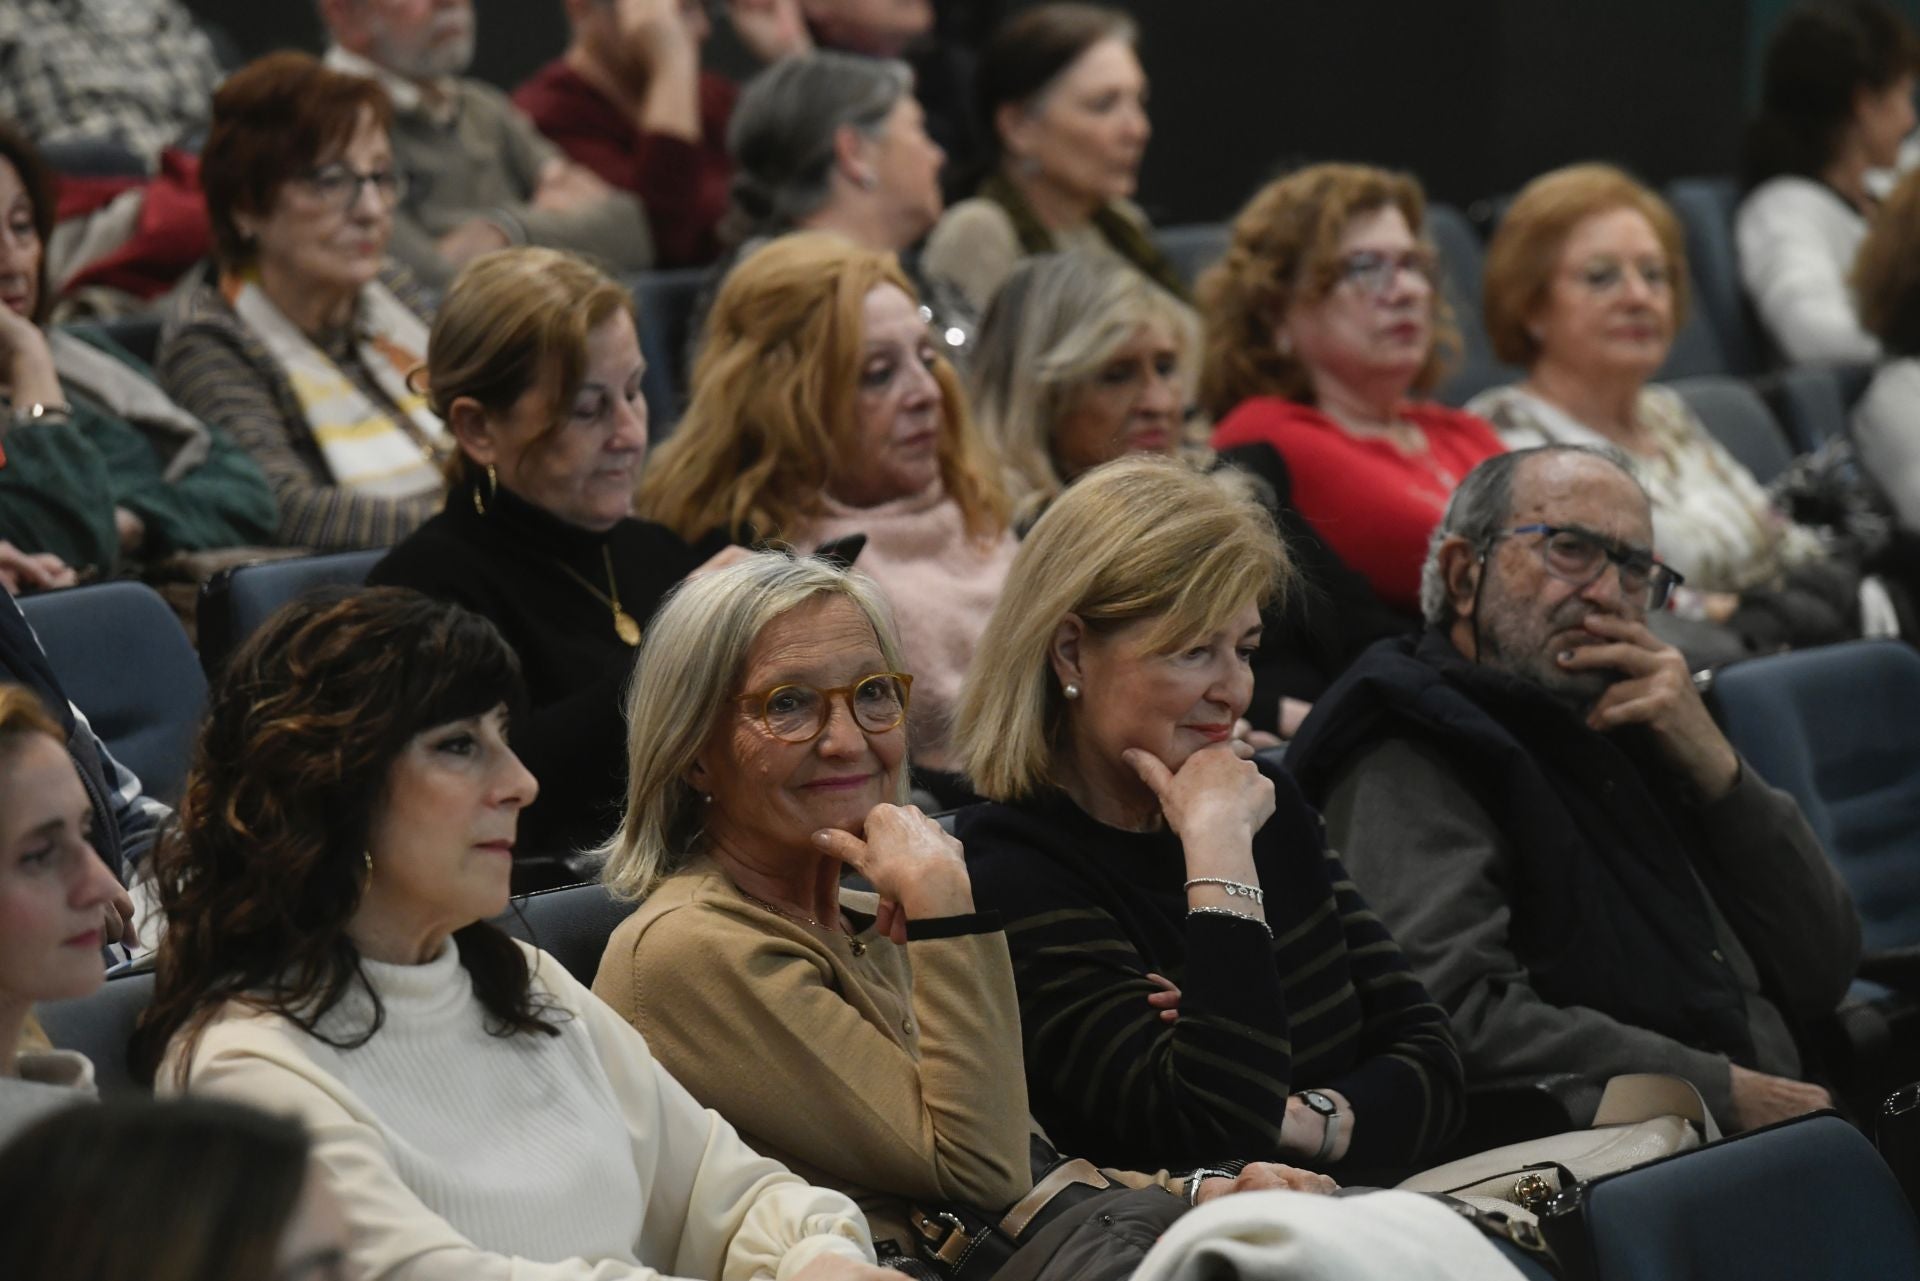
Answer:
[
  {"left": 317, "top": 0, "right": 654, "bottom": 288},
  {"left": 1285, "top": 443, "right": 1859, "bottom": 1137}
]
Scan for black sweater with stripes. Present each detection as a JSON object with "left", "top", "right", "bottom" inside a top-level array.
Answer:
[{"left": 956, "top": 759, "right": 1463, "bottom": 1176}]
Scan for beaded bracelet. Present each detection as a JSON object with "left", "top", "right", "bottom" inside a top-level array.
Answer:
[
  {"left": 1188, "top": 904, "right": 1273, "bottom": 938},
  {"left": 1184, "top": 876, "right": 1264, "bottom": 905}
]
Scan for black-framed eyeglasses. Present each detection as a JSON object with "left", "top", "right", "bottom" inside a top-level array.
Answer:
[
  {"left": 736, "top": 672, "right": 914, "bottom": 743},
  {"left": 299, "top": 164, "right": 408, "bottom": 214},
  {"left": 1486, "top": 523, "right": 1684, "bottom": 610},
  {"left": 1335, "top": 248, "right": 1438, "bottom": 296}
]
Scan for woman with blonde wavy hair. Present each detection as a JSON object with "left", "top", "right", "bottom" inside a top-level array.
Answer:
[
  {"left": 1198, "top": 164, "right": 1502, "bottom": 619},
  {"left": 372, "top": 247, "right": 735, "bottom": 882},
  {"left": 0, "top": 683, "right": 122, "bottom": 1145},
  {"left": 640, "top": 232, "right": 1014, "bottom": 776}
]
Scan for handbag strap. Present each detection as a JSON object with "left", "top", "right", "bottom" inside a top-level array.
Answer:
[
  {"left": 999, "top": 1158, "right": 1112, "bottom": 1237},
  {"left": 1590, "top": 1073, "right": 1721, "bottom": 1142}
]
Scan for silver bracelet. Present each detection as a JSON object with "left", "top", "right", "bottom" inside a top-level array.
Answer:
[
  {"left": 1186, "top": 1167, "right": 1235, "bottom": 1206},
  {"left": 1187, "top": 904, "right": 1273, "bottom": 938},
  {"left": 1184, "top": 877, "right": 1264, "bottom": 905}
]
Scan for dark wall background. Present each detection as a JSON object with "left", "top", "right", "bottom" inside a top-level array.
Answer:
[{"left": 188, "top": 0, "right": 1920, "bottom": 227}]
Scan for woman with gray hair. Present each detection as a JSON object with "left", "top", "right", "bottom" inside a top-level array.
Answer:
[
  {"left": 970, "top": 250, "right": 1413, "bottom": 735},
  {"left": 709, "top": 51, "right": 975, "bottom": 352},
  {"left": 591, "top": 551, "right": 1331, "bottom": 1269}
]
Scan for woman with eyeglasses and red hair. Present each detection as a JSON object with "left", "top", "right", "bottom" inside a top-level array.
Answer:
[
  {"left": 1470, "top": 163, "right": 1863, "bottom": 656},
  {"left": 1195, "top": 164, "right": 1505, "bottom": 622}
]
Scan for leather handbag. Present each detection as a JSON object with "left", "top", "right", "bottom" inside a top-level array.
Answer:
[
  {"left": 1398, "top": 1074, "right": 1720, "bottom": 1215},
  {"left": 892, "top": 1146, "right": 1187, "bottom": 1281}
]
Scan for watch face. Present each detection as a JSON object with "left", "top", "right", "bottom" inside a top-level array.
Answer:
[{"left": 1300, "top": 1090, "right": 1336, "bottom": 1115}]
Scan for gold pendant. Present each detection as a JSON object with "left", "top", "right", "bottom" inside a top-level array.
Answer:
[{"left": 613, "top": 610, "right": 642, "bottom": 647}]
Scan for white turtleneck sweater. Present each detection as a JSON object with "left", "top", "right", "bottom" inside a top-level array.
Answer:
[{"left": 160, "top": 939, "right": 874, "bottom": 1280}]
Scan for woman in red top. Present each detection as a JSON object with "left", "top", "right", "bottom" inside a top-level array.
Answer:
[{"left": 1197, "top": 164, "right": 1505, "bottom": 616}]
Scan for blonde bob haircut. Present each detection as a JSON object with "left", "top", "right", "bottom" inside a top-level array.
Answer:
[
  {"left": 954, "top": 456, "right": 1288, "bottom": 802},
  {"left": 0, "top": 684, "right": 67, "bottom": 1058},
  {"left": 970, "top": 250, "right": 1205, "bottom": 528},
  {"left": 1482, "top": 163, "right": 1692, "bottom": 368},
  {"left": 638, "top": 232, "right": 1009, "bottom": 544},
  {"left": 423, "top": 246, "right": 635, "bottom": 489},
  {"left": 597, "top": 551, "right": 910, "bottom": 901},
  {"left": 1195, "top": 163, "right": 1460, "bottom": 421}
]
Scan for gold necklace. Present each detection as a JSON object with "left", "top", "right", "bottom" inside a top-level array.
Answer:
[
  {"left": 737, "top": 886, "right": 866, "bottom": 956},
  {"left": 552, "top": 546, "right": 641, "bottom": 646}
]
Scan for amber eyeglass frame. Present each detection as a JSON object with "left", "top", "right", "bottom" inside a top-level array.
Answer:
[{"left": 735, "top": 672, "right": 915, "bottom": 743}]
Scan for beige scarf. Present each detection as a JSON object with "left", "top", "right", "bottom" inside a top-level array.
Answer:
[{"left": 223, "top": 269, "right": 445, "bottom": 498}]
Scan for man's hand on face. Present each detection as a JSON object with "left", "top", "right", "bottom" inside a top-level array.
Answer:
[{"left": 1557, "top": 612, "right": 1741, "bottom": 801}]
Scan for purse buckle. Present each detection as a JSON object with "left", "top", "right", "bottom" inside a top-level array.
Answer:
[
  {"left": 909, "top": 1209, "right": 976, "bottom": 1266},
  {"left": 1511, "top": 1170, "right": 1557, "bottom": 1212}
]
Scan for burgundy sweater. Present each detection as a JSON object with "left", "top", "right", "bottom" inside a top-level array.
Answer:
[{"left": 514, "top": 59, "right": 735, "bottom": 268}]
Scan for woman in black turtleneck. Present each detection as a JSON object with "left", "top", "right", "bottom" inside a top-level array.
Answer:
[{"left": 371, "top": 248, "right": 727, "bottom": 882}]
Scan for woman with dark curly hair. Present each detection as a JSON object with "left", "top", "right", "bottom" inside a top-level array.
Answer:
[
  {"left": 0, "top": 1097, "right": 350, "bottom": 1281},
  {"left": 130, "top": 587, "right": 884, "bottom": 1281}
]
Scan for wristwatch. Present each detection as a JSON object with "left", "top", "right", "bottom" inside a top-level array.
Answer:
[{"left": 1295, "top": 1089, "right": 1341, "bottom": 1162}]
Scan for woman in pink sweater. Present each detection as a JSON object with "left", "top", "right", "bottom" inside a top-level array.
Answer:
[{"left": 639, "top": 233, "right": 1014, "bottom": 781}]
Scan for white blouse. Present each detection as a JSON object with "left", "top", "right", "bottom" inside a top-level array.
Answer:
[{"left": 1468, "top": 383, "right": 1825, "bottom": 593}]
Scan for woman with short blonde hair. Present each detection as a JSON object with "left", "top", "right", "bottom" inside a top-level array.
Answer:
[
  {"left": 371, "top": 247, "right": 727, "bottom": 878},
  {"left": 1197, "top": 164, "right": 1501, "bottom": 618},
  {"left": 952, "top": 457, "right": 1464, "bottom": 1178},
  {"left": 1468, "top": 163, "right": 1850, "bottom": 655},
  {"left": 955, "top": 458, "right": 1285, "bottom": 800},
  {"left": 641, "top": 233, "right": 1015, "bottom": 774}
]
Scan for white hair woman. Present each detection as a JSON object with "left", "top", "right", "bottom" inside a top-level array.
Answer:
[
  {"left": 592, "top": 551, "right": 1333, "bottom": 1269},
  {"left": 952, "top": 457, "right": 1465, "bottom": 1182}
]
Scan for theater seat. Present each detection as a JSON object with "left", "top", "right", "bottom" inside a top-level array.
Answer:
[
  {"left": 1540, "top": 1113, "right": 1920, "bottom": 1279},
  {"left": 1666, "top": 376, "right": 1796, "bottom": 485},
  {"left": 197, "top": 549, "right": 384, "bottom": 677},
  {"left": 18, "top": 581, "right": 205, "bottom": 806},
  {"left": 1428, "top": 202, "right": 1521, "bottom": 406},
  {"left": 495, "top": 881, "right": 633, "bottom": 987},
  {"left": 632, "top": 268, "right": 709, "bottom": 443},
  {"left": 1712, "top": 640, "right": 1920, "bottom": 965},
  {"left": 1666, "top": 177, "right": 1768, "bottom": 377},
  {"left": 1155, "top": 223, "right": 1230, "bottom": 289},
  {"left": 36, "top": 970, "right": 155, "bottom": 1097},
  {"left": 1761, "top": 363, "right": 1876, "bottom": 454}
]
